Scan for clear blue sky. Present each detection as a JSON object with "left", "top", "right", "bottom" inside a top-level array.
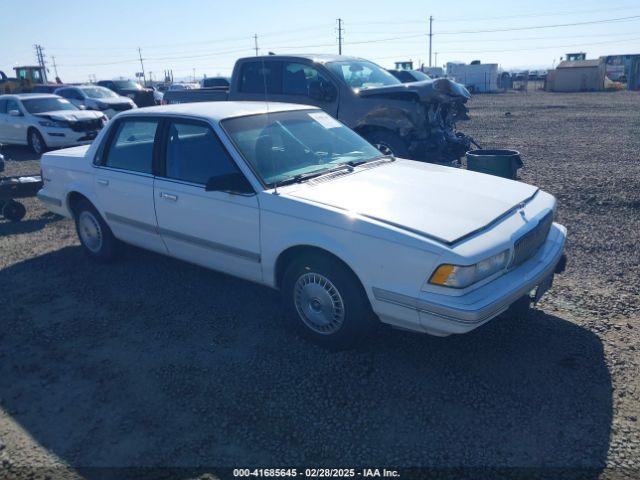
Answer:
[{"left": 1, "top": 0, "right": 639, "bottom": 83}]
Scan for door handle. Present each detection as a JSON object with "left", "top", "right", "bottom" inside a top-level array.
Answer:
[
  {"left": 97, "top": 179, "right": 109, "bottom": 186},
  {"left": 160, "top": 192, "right": 178, "bottom": 201}
]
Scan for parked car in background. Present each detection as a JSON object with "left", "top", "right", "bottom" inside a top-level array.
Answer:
[
  {"left": 387, "top": 69, "right": 432, "bottom": 83},
  {"left": 162, "top": 54, "right": 473, "bottom": 163},
  {"left": 54, "top": 85, "right": 136, "bottom": 118},
  {"left": 96, "top": 79, "right": 155, "bottom": 107},
  {"left": 201, "top": 76, "right": 230, "bottom": 88},
  {"left": 167, "top": 83, "right": 200, "bottom": 91},
  {"left": 37, "top": 102, "right": 567, "bottom": 348},
  {"left": 0, "top": 94, "right": 107, "bottom": 155}
]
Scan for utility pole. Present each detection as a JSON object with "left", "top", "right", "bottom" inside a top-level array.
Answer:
[
  {"left": 253, "top": 34, "right": 259, "bottom": 56},
  {"left": 138, "top": 47, "right": 146, "bottom": 86},
  {"left": 34, "top": 44, "right": 49, "bottom": 83},
  {"left": 337, "top": 18, "right": 344, "bottom": 55},
  {"left": 434, "top": 52, "right": 438, "bottom": 67},
  {"left": 51, "top": 56, "right": 59, "bottom": 81},
  {"left": 428, "top": 16, "right": 433, "bottom": 67}
]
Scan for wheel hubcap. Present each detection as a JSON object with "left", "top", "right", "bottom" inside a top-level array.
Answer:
[
  {"left": 31, "top": 133, "right": 42, "bottom": 153},
  {"left": 78, "top": 211, "right": 103, "bottom": 253},
  {"left": 293, "top": 272, "right": 345, "bottom": 335}
]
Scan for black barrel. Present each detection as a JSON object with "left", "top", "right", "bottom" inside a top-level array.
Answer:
[{"left": 466, "top": 149, "right": 523, "bottom": 180}]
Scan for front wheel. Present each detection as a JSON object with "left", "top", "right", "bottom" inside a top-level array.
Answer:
[
  {"left": 281, "top": 253, "right": 375, "bottom": 349},
  {"left": 73, "top": 199, "right": 120, "bottom": 262},
  {"left": 2, "top": 200, "right": 27, "bottom": 222},
  {"left": 28, "top": 129, "right": 47, "bottom": 156},
  {"left": 364, "top": 130, "right": 409, "bottom": 158}
]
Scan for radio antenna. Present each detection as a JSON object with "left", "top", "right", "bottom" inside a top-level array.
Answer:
[{"left": 259, "top": 50, "right": 278, "bottom": 195}]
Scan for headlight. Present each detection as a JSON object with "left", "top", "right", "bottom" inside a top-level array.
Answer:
[
  {"left": 427, "top": 250, "right": 510, "bottom": 289},
  {"left": 38, "top": 120, "right": 68, "bottom": 128}
]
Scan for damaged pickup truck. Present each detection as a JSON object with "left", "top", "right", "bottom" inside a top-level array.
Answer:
[{"left": 163, "top": 54, "right": 473, "bottom": 163}]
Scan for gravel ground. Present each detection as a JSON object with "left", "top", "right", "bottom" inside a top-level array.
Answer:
[{"left": 0, "top": 91, "right": 638, "bottom": 480}]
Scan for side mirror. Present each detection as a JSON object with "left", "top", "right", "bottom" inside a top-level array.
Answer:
[
  {"left": 308, "top": 81, "right": 336, "bottom": 102},
  {"left": 9, "top": 109, "right": 22, "bottom": 117},
  {"left": 205, "top": 172, "right": 253, "bottom": 194}
]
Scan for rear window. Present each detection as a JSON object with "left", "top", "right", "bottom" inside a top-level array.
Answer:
[
  {"left": 103, "top": 119, "right": 158, "bottom": 174},
  {"left": 238, "top": 61, "right": 282, "bottom": 94}
]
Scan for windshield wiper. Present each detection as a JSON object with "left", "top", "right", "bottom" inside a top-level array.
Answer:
[{"left": 275, "top": 163, "right": 354, "bottom": 187}]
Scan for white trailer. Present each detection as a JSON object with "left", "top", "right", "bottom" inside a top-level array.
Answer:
[{"left": 446, "top": 62, "right": 499, "bottom": 93}]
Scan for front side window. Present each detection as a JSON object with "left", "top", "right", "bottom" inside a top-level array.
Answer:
[
  {"left": 104, "top": 119, "right": 158, "bottom": 173},
  {"left": 238, "top": 61, "right": 282, "bottom": 94},
  {"left": 22, "top": 97, "right": 78, "bottom": 114},
  {"left": 282, "top": 62, "right": 333, "bottom": 97},
  {"left": 326, "top": 60, "right": 401, "bottom": 90},
  {"left": 0, "top": 99, "right": 7, "bottom": 114},
  {"left": 164, "top": 121, "right": 239, "bottom": 184},
  {"left": 114, "top": 80, "right": 142, "bottom": 90},
  {"left": 6, "top": 99, "right": 21, "bottom": 113},
  {"left": 222, "top": 109, "right": 382, "bottom": 187}
]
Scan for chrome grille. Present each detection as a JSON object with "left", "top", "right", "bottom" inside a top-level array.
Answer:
[{"left": 511, "top": 211, "right": 553, "bottom": 267}]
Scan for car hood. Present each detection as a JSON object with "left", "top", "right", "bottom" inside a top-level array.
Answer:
[
  {"left": 93, "top": 96, "right": 132, "bottom": 105},
  {"left": 358, "top": 78, "right": 471, "bottom": 103},
  {"left": 286, "top": 159, "right": 538, "bottom": 245},
  {"left": 34, "top": 110, "right": 104, "bottom": 122}
]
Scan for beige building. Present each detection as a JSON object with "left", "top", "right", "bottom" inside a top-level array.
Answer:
[{"left": 546, "top": 59, "right": 605, "bottom": 92}]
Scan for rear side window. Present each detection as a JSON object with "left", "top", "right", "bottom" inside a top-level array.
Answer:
[
  {"left": 238, "top": 61, "right": 282, "bottom": 94},
  {"left": 104, "top": 119, "right": 158, "bottom": 173},
  {"left": 164, "top": 121, "right": 238, "bottom": 184},
  {"left": 0, "top": 99, "right": 6, "bottom": 114}
]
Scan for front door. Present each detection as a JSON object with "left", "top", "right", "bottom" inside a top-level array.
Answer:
[
  {"left": 93, "top": 117, "right": 166, "bottom": 253},
  {"left": 153, "top": 119, "right": 262, "bottom": 282}
]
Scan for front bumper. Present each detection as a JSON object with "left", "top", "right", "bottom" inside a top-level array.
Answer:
[
  {"left": 43, "top": 128, "right": 100, "bottom": 147},
  {"left": 372, "top": 222, "right": 567, "bottom": 336}
]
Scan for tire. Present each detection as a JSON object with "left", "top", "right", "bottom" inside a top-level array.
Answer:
[
  {"left": 28, "top": 128, "right": 47, "bottom": 157},
  {"left": 281, "top": 252, "right": 375, "bottom": 350},
  {"left": 364, "top": 130, "right": 409, "bottom": 158},
  {"left": 73, "top": 199, "right": 119, "bottom": 262},
  {"left": 2, "top": 200, "right": 26, "bottom": 222}
]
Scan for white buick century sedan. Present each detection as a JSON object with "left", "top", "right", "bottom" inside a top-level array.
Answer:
[{"left": 38, "top": 102, "right": 567, "bottom": 348}]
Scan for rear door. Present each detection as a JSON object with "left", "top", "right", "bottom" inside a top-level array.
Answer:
[
  {"left": 153, "top": 118, "right": 262, "bottom": 282},
  {"left": 92, "top": 117, "right": 166, "bottom": 253}
]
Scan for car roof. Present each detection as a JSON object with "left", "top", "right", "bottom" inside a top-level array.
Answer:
[
  {"left": 121, "top": 101, "right": 317, "bottom": 122},
  {"left": 239, "top": 54, "right": 367, "bottom": 64},
  {"left": 0, "top": 93, "right": 60, "bottom": 100}
]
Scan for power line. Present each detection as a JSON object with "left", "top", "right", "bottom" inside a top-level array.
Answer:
[
  {"left": 436, "top": 15, "right": 640, "bottom": 35},
  {"left": 346, "top": 5, "right": 640, "bottom": 26}
]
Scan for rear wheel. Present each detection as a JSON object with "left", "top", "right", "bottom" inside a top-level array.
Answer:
[
  {"left": 364, "top": 130, "right": 409, "bottom": 158},
  {"left": 28, "top": 129, "right": 47, "bottom": 156},
  {"left": 73, "top": 199, "right": 119, "bottom": 262},
  {"left": 281, "top": 252, "right": 375, "bottom": 349}
]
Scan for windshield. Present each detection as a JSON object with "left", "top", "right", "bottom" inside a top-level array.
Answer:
[
  {"left": 114, "top": 80, "right": 142, "bottom": 90},
  {"left": 409, "top": 70, "right": 431, "bottom": 81},
  {"left": 326, "top": 60, "right": 401, "bottom": 90},
  {"left": 81, "top": 86, "right": 118, "bottom": 99},
  {"left": 222, "top": 109, "right": 384, "bottom": 187},
  {"left": 22, "top": 97, "right": 78, "bottom": 114}
]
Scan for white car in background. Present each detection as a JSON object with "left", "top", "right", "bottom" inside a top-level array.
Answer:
[
  {"left": 37, "top": 102, "right": 567, "bottom": 349},
  {"left": 0, "top": 94, "right": 107, "bottom": 155},
  {"left": 54, "top": 85, "right": 136, "bottom": 118}
]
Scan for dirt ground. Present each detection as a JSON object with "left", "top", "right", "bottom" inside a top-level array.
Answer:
[{"left": 0, "top": 91, "right": 638, "bottom": 480}]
